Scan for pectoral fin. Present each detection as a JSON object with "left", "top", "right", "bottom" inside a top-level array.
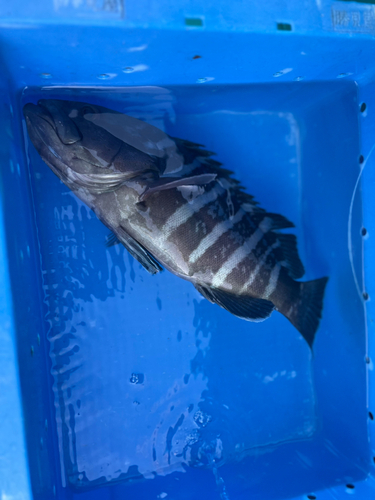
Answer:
[
  {"left": 107, "top": 227, "right": 162, "bottom": 275},
  {"left": 139, "top": 173, "right": 216, "bottom": 202},
  {"left": 106, "top": 232, "right": 120, "bottom": 247}
]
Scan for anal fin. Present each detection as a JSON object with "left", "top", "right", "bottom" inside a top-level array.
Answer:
[{"left": 194, "top": 284, "right": 274, "bottom": 321}]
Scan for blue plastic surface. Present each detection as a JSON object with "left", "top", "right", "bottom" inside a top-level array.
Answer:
[{"left": 1, "top": 2, "right": 375, "bottom": 500}]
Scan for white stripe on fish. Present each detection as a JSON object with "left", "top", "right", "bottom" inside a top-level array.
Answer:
[
  {"left": 240, "top": 240, "right": 280, "bottom": 293},
  {"left": 188, "top": 209, "right": 246, "bottom": 264},
  {"left": 162, "top": 185, "right": 223, "bottom": 239},
  {"left": 211, "top": 217, "right": 272, "bottom": 288},
  {"left": 263, "top": 263, "right": 281, "bottom": 298}
]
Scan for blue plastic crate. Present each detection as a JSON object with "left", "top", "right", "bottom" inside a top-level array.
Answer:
[{"left": 1, "top": 2, "right": 375, "bottom": 500}]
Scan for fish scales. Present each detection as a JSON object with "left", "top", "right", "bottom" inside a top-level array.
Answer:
[
  {"left": 190, "top": 217, "right": 260, "bottom": 278},
  {"left": 164, "top": 190, "right": 242, "bottom": 264},
  {"left": 24, "top": 99, "right": 328, "bottom": 349}
]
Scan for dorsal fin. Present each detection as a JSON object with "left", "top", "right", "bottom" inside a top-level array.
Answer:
[
  {"left": 169, "top": 137, "right": 216, "bottom": 164},
  {"left": 249, "top": 211, "right": 295, "bottom": 230},
  {"left": 277, "top": 233, "right": 305, "bottom": 279}
]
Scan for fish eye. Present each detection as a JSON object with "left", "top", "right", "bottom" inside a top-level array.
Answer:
[{"left": 81, "top": 105, "right": 97, "bottom": 116}]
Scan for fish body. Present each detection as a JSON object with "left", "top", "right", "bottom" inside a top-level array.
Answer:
[{"left": 23, "top": 99, "right": 328, "bottom": 348}]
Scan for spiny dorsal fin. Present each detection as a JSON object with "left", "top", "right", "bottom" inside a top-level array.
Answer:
[{"left": 169, "top": 136, "right": 216, "bottom": 164}]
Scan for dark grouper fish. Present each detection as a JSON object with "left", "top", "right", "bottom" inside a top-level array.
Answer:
[{"left": 23, "top": 99, "right": 328, "bottom": 348}]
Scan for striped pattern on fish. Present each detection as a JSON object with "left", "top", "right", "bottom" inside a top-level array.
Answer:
[{"left": 23, "top": 99, "right": 329, "bottom": 349}]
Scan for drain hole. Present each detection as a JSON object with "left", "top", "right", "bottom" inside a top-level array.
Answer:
[
  {"left": 360, "top": 102, "right": 367, "bottom": 113},
  {"left": 359, "top": 154, "right": 364, "bottom": 164},
  {"left": 185, "top": 18, "right": 203, "bottom": 27},
  {"left": 277, "top": 22, "right": 292, "bottom": 31},
  {"left": 346, "top": 484, "right": 355, "bottom": 489},
  {"left": 363, "top": 292, "right": 369, "bottom": 301},
  {"left": 369, "top": 411, "right": 374, "bottom": 420},
  {"left": 307, "top": 495, "right": 317, "bottom": 500},
  {"left": 362, "top": 227, "right": 367, "bottom": 236}
]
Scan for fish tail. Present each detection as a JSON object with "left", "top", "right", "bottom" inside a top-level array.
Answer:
[{"left": 281, "top": 277, "right": 329, "bottom": 349}]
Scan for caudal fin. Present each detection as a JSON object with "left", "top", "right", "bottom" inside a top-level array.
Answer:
[{"left": 283, "top": 277, "right": 328, "bottom": 349}]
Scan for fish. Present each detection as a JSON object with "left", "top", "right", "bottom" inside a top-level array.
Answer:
[{"left": 23, "top": 99, "right": 328, "bottom": 349}]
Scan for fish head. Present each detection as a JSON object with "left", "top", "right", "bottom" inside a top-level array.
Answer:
[{"left": 23, "top": 99, "right": 161, "bottom": 192}]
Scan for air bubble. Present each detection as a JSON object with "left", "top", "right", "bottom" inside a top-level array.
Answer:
[
  {"left": 194, "top": 410, "right": 212, "bottom": 427},
  {"left": 130, "top": 373, "right": 144, "bottom": 384},
  {"left": 294, "top": 76, "right": 304, "bottom": 81},
  {"left": 40, "top": 73, "right": 52, "bottom": 79},
  {"left": 197, "top": 77, "right": 207, "bottom": 83},
  {"left": 97, "top": 74, "right": 111, "bottom": 80},
  {"left": 123, "top": 66, "right": 134, "bottom": 73},
  {"left": 186, "top": 429, "right": 200, "bottom": 446},
  {"left": 337, "top": 72, "right": 353, "bottom": 78},
  {"left": 273, "top": 68, "right": 292, "bottom": 78}
]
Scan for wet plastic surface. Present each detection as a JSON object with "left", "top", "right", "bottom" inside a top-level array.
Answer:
[{"left": 1, "top": 3, "right": 375, "bottom": 500}]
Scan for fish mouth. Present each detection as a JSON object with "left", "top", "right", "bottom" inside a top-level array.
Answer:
[
  {"left": 23, "top": 102, "right": 78, "bottom": 182},
  {"left": 23, "top": 102, "right": 57, "bottom": 135},
  {"left": 24, "top": 101, "right": 82, "bottom": 145}
]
